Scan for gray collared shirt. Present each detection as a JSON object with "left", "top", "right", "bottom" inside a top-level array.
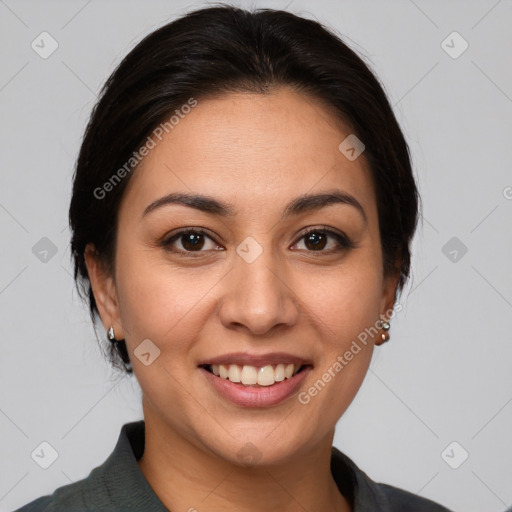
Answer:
[{"left": 14, "top": 421, "right": 453, "bottom": 511}]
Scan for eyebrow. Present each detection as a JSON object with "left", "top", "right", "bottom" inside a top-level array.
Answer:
[{"left": 141, "top": 189, "right": 367, "bottom": 224}]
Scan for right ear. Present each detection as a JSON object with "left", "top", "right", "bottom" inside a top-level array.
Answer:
[{"left": 84, "top": 243, "right": 124, "bottom": 339}]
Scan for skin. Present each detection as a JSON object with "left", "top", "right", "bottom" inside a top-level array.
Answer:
[{"left": 85, "top": 87, "right": 400, "bottom": 512}]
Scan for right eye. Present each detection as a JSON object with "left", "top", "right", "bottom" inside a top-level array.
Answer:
[{"left": 161, "top": 228, "right": 223, "bottom": 255}]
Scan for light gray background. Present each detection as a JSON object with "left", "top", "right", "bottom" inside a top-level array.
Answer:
[{"left": 1, "top": 1, "right": 511, "bottom": 511}]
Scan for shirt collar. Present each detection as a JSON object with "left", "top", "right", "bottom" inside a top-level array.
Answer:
[
  {"left": 87, "top": 421, "right": 168, "bottom": 511},
  {"left": 97, "top": 420, "right": 386, "bottom": 511}
]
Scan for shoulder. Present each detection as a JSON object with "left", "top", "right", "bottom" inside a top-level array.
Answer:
[
  {"left": 12, "top": 427, "right": 128, "bottom": 512},
  {"left": 373, "top": 481, "right": 452, "bottom": 511},
  {"left": 330, "top": 446, "right": 453, "bottom": 511},
  {"left": 12, "top": 495, "right": 52, "bottom": 512},
  {"left": 12, "top": 477, "right": 97, "bottom": 512},
  {"left": 12, "top": 420, "right": 158, "bottom": 512}
]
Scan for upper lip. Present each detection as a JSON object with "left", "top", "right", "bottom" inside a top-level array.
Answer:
[{"left": 198, "top": 352, "right": 313, "bottom": 367}]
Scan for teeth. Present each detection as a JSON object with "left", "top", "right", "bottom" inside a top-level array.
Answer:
[
  {"left": 274, "top": 363, "right": 285, "bottom": 382},
  {"left": 240, "top": 365, "right": 258, "bottom": 385},
  {"left": 285, "top": 363, "right": 294, "bottom": 379},
  {"left": 257, "top": 365, "right": 275, "bottom": 386},
  {"left": 211, "top": 363, "right": 302, "bottom": 386},
  {"left": 228, "top": 364, "right": 241, "bottom": 383},
  {"left": 219, "top": 364, "right": 229, "bottom": 379}
]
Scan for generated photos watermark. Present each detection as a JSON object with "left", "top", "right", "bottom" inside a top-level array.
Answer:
[
  {"left": 93, "top": 97, "right": 198, "bottom": 200},
  {"left": 298, "top": 303, "right": 403, "bottom": 405}
]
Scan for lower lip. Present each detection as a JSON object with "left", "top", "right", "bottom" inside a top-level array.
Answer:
[{"left": 200, "top": 366, "right": 312, "bottom": 407}]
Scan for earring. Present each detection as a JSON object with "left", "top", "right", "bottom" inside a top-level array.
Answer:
[
  {"left": 376, "top": 319, "right": 391, "bottom": 345},
  {"left": 106, "top": 325, "right": 132, "bottom": 370},
  {"left": 108, "top": 325, "right": 118, "bottom": 343}
]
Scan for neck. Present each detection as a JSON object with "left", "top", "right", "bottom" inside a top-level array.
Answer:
[{"left": 137, "top": 399, "right": 352, "bottom": 512}]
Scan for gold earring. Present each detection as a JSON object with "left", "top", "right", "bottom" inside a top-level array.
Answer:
[{"left": 376, "top": 319, "right": 390, "bottom": 345}]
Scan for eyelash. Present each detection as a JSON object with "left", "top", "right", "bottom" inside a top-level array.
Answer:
[{"left": 160, "top": 226, "right": 357, "bottom": 257}]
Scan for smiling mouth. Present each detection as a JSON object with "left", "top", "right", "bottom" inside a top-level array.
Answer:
[{"left": 201, "top": 363, "right": 312, "bottom": 387}]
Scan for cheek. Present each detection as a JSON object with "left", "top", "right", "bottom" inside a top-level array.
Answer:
[
  {"left": 293, "top": 253, "right": 383, "bottom": 419},
  {"left": 114, "top": 246, "right": 226, "bottom": 360},
  {"left": 298, "top": 253, "right": 384, "bottom": 339},
  {"left": 113, "top": 252, "right": 211, "bottom": 420}
]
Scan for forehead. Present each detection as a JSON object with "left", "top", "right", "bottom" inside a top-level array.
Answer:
[{"left": 121, "top": 88, "right": 377, "bottom": 223}]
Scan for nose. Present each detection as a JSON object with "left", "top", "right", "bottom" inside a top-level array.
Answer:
[{"left": 217, "top": 244, "right": 300, "bottom": 336}]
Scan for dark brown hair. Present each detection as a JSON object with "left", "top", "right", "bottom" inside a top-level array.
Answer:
[{"left": 69, "top": 4, "right": 420, "bottom": 373}]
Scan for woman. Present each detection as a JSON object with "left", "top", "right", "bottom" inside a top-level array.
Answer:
[{"left": 15, "top": 4, "right": 453, "bottom": 511}]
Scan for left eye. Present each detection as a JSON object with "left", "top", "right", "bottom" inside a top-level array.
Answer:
[{"left": 293, "top": 228, "right": 355, "bottom": 252}]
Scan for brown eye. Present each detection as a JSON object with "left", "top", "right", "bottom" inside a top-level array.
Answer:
[
  {"left": 303, "top": 231, "right": 328, "bottom": 251},
  {"left": 294, "top": 227, "right": 356, "bottom": 253},
  {"left": 162, "top": 228, "right": 221, "bottom": 254},
  {"left": 179, "top": 232, "right": 206, "bottom": 251}
]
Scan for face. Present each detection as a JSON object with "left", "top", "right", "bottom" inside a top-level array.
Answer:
[{"left": 87, "top": 87, "right": 398, "bottom": 465}]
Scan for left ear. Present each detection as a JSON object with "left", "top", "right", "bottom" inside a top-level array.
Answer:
[{"left": 380, "top": 269, "right": 401, "bottom": 321}]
